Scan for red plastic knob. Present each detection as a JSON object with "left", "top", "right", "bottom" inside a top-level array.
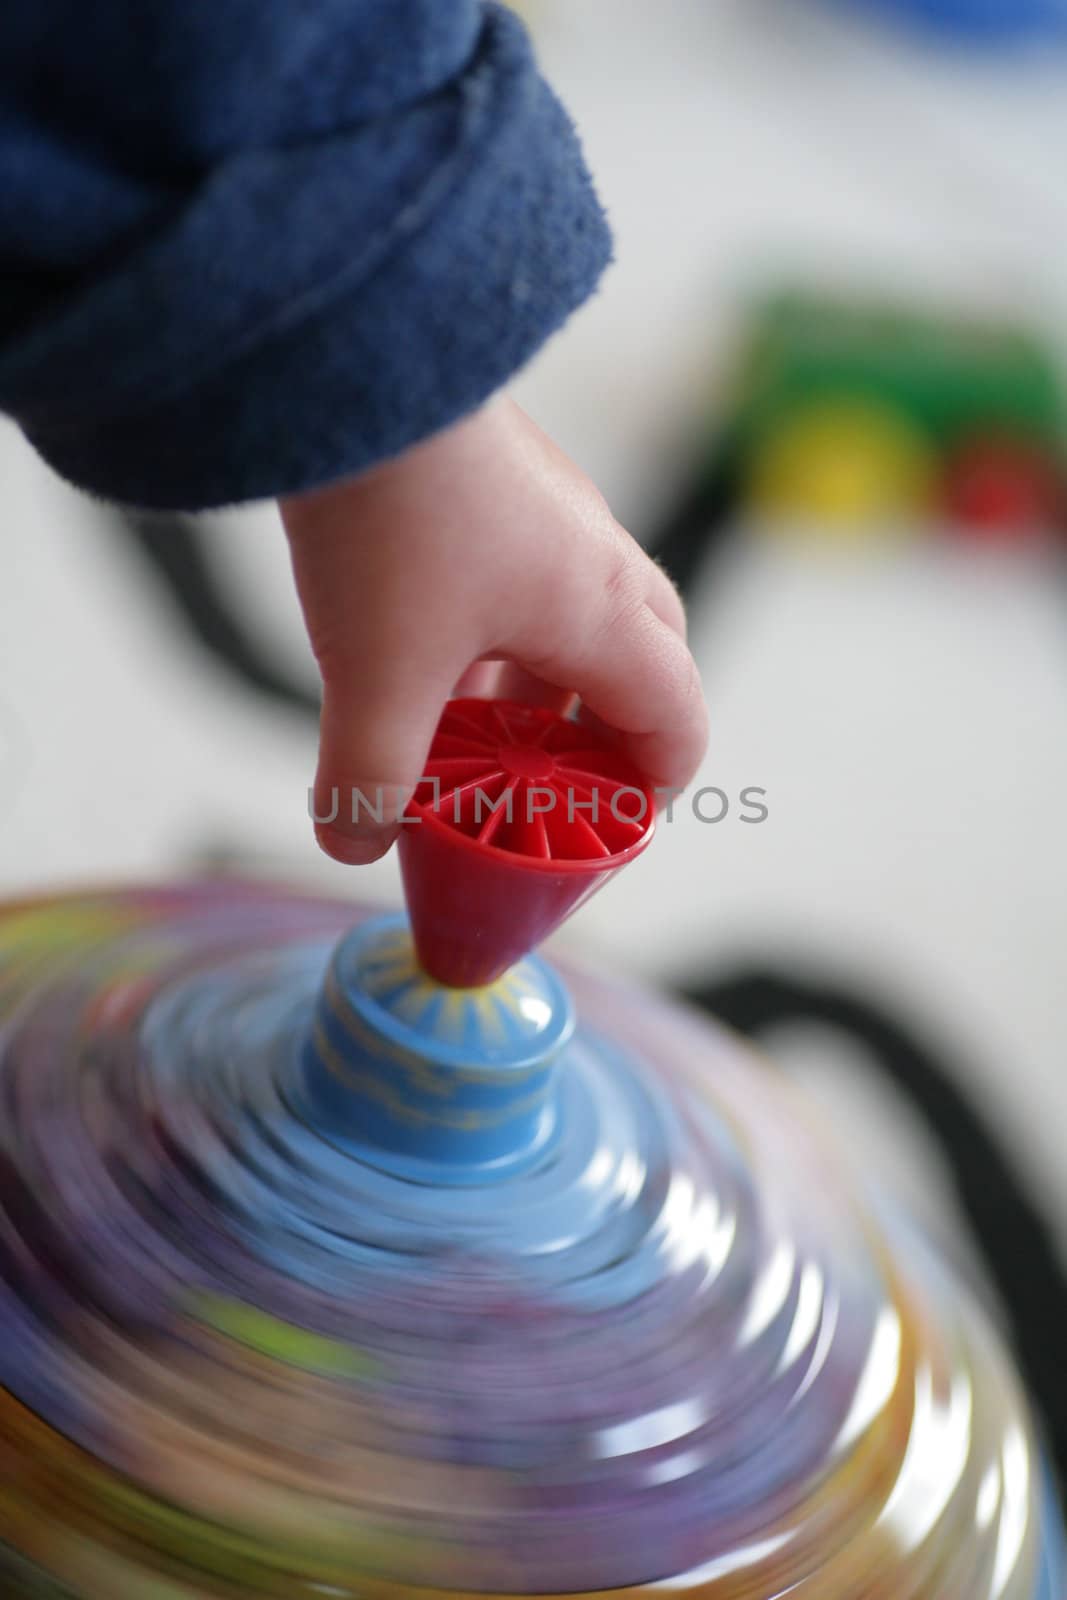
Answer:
[{"left": 398, "top": 699, "right": 656, "bottom": 987}]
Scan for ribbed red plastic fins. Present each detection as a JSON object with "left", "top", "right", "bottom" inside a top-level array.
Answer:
[{"left": 399, "top": 699, "right": 656, "bottom": 986}]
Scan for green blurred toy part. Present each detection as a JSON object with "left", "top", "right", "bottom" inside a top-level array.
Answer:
[{"left": 722, "top": 293, "right": 1065, "bottom": 535}]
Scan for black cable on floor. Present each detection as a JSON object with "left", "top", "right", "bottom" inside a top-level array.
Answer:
[
  {"left": 648, "top": 449, "right": 739, "bottom": 598},
  {"left": 115, "top": 510, "right": 321, "bottom": 718}
]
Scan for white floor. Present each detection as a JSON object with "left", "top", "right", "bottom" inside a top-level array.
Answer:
[{"left": 2, "top": 0, "right": 1066, "bottom": 1243}]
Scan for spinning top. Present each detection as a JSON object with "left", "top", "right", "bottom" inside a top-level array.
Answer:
[{"left": 0, "top": 700, "right": 1063, "bottom": 1597}]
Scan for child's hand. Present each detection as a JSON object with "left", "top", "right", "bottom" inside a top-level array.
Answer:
[{"left": 280, "top": 396, "right": 708, "bottom": 864}]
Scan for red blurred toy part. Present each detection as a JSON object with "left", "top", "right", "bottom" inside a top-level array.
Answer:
[
  {"left": 941, "top": 434, "right": 1063, "bottom": 539},
  {"left": 399, "top": 699, "right": 655, "bottom": 987}
]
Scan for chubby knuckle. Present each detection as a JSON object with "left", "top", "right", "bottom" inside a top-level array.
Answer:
[
  {"left": 677, "top": 645, "right": 705, "bottom": 711},
  {"left": 652, "top": 628, "right": 702, "bottom": 711},
  {"left": 601, "top": 552, "right": 647, "bottom": 628},
  {"left": 676, "top": 654, "right": 710, "bottom": 753}
]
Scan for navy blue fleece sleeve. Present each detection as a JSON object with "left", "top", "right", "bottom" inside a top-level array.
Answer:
[{"left": 0, "top": 1, "right": 611, "bottom": 508}]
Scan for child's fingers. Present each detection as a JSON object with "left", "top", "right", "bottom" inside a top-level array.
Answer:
[
  {"left": 451, "top": 661, "right": 500, "bottom": 699},
  {"left": 561, "top": 616, "right": 706, "bottom": 792},
  {"left": 450, "top": 660, "right": 572, "bottom": 711},
  {"left": 281, "top": 398, "right": 708, "bottom": 869},
  {"left": 487, "top": 663, "right": 577, "bottom": 713},
  {"left": 455, "top": 563, "right": 685, "bottom": 732},
  {"left": 504, "top": 560, "right": 707, "bottom": 793}
]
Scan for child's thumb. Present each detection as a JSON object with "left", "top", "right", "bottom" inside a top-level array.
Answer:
[{"left": 282, "top": 495, "right": 470, "bottom": 867}]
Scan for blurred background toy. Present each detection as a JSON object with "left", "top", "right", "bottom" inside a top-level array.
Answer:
[
  {"left": 834, "top": 0, "right": 1067, "bottom": 45},
  {"left": 714, "top": 292, "right": 1065, "bottom": 541},
  {"left": 942, "top": 432, "right": 1064, "bottom": 534}
]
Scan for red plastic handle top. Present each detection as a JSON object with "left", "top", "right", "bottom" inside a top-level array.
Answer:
[{"left": 398, "top": 699, "right": 656, "bottom": 987}]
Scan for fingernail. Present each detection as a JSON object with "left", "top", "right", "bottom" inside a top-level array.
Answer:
[{"left": 315, "top": 825, "right": 395, "bottom": 866}]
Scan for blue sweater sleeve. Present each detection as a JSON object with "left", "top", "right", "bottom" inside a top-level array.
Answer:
[{"left": 0, "top": 1, "right": 611, "bottom": 508}]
